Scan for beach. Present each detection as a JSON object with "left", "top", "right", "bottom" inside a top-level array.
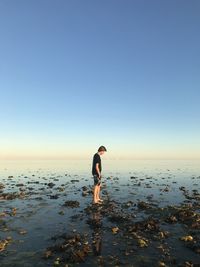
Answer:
[{"left": 0, "top": 160, "right": 200, "bottom": 267}]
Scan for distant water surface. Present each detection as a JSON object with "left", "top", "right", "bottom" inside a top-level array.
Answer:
[{"left": 0, "top": 160, "right": 199, "bottom": 266}]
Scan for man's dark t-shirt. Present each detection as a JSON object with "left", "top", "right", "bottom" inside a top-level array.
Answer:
[{"left": 92, "top": 153, "right": 102, "bottom": 176}]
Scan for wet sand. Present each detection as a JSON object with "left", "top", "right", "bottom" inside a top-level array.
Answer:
[{"left": 0, "top": 160, "right": 200, "bottom": 267}]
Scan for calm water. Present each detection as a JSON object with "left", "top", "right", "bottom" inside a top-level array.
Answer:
[
  {"left": 0, "top": 160, "right": 200, "bottom": 266},
  {"left": 1, "top": 159, "right": 200, "bottom": 173}
]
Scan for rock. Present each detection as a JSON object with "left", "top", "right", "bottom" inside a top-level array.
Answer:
[
  {"left": 28, "top": 187, "right": 34, "bottom": 191},
  {"left": 0, "top": 239, "right": 8, "bottom": 252},
  {"left": 0, "top": 183, "right": 5, "bottom": 190},
  {"left": 44, "top": 250, "right": 53, "bottom": 259},
  {"left": 82, "top": 186, "right": 88, "bottom": 191},
  {"left": 137, "top": 238, "right": 148, "bottom": 248},
  {"left": 122, "top": 201, "right": 133, "bottom": 208},
  {"left": 158, "top": 261, "right": 166, "bottom": 267},
  {"left": 54, "top": 258, "right": 60, "bottom": 265},
  {"left": 138, "top": 201, "right": 151, "bottom": 210},
  {"left": 50, "top": 195, "right": 59, "bottom": 199},
  {"left": 19, "top": 230, "right": 27, "bottom": 235},
  {"left": 81, "top": 186, "right": 91, "bottom": 197},
  {"left": 158, "top": 231, "right": 169, "bottom": 239},
  {"left": 180, "top": 235, "right": 193, "bottom": 242},
  {"left": 112, "top": 226, "right": 119, "bottom": 234},
  {"left": 47, "top": 183, "right": 55, "bottom": 188},
  {"left": 0, "top": 237, "right": 12, "bottom": 252},
  {"left": 166, "top": 215, "right": 177, "bottom": 224},
  {"left": 11, "top": 208, "right": 17, "bottom": 216},
  {"left": 179, "top": 186, "right": 186, "bottom": 191},
  {"left": 63, "top": 200, "right": 80, "bottom": 208},
  {"left": 44, "top": 233, "right": 91, "bottom": 263},
  {"left": 58, "top": 187, "right": 65, "bottom": 192},
  {"left": 0, "top": 192, "right": 25, "bottom": 200},
  {"left": 162, "top": 186, "right": 170, "bottom": 192},
  {"left": 184, "top": 262, "right": 194, "bottom": 267},
  {"left": 16, "top": 183, "right": 24, "bottom": 187},
  {"left": 70, "top": 180, "right": 79, "bottom": 183},
  {"left": 108, "top": 213, "right": 132, "bottom": 224},
  {"left": 82, "top": 191, "right": 88, "bottom": 197}
]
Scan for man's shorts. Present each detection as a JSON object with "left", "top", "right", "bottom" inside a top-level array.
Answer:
[{"left": 93, "top": 175, "right": 101, "bottom": 186}]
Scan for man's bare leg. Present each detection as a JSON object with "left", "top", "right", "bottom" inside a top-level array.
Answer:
[
  {"left": 93, "top": 185, "right": 99, "bottom": 203},
  {"left": 97, "top": 185, "right": 100, "bottom": 200},
  {"left": 97, "top": 186, "right": 100, "bottom": 201},
  {"left": 97, "top": 185, "right": 103, "bottom": 202}
]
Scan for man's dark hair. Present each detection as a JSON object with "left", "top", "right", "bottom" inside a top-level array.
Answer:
[{"left": 98, "top": 146, "right": 107, "bottom": 152}]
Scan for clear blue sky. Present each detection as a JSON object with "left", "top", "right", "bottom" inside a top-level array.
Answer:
[{"left": 0, "top": 0, "right": 200, "bottom": 160}]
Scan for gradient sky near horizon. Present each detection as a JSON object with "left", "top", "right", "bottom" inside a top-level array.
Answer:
[{"left": 0, "top": 0, "right": 200, "bottom": 160}]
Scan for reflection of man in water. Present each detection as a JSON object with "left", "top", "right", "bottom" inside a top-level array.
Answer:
[
  {"left": 92, "top": 146, "right": 107, "bottom": 204},
  {"left": 91, "top": 210, "right": 102, "bottom": 256}
]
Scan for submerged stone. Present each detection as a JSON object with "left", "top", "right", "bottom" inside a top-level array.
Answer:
[
  {"left": 63, "top": 200, "right": 80, "bottom": 208},
  {"left": 44, "top": 233, "right": 91, "bottom": 263}
]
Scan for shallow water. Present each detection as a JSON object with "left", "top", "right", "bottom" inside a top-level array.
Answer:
[{"left": 0, "top": 160, "right": 200, "bottom": 266}]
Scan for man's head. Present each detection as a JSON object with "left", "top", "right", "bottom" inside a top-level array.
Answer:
[{"left": 98, "top": 146, "right": 107, "bottom": 155}]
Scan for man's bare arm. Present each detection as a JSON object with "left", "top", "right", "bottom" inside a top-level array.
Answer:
[{"left": 96, "top": 163, "right": 101, "bottom": 178}]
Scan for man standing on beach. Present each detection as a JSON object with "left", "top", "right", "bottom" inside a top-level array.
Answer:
[{"left": 92, "top": 146, "right": 107, "bottom": 204}]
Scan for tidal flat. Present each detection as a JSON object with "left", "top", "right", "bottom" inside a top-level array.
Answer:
[{"left": 0, "top": 160, "right": 200, "bottom": 267}]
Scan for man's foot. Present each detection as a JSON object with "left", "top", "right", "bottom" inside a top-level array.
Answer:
[
  {"left": 93, "top": 201, "right": 99, "bottom": 205},
  {"left": 97, "top": 199, "right": 103, "bottom": 202}
]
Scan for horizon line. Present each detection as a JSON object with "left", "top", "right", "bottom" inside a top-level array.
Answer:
[{"left": 0, "top": 158, "right": 200, "bottom": 161}]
